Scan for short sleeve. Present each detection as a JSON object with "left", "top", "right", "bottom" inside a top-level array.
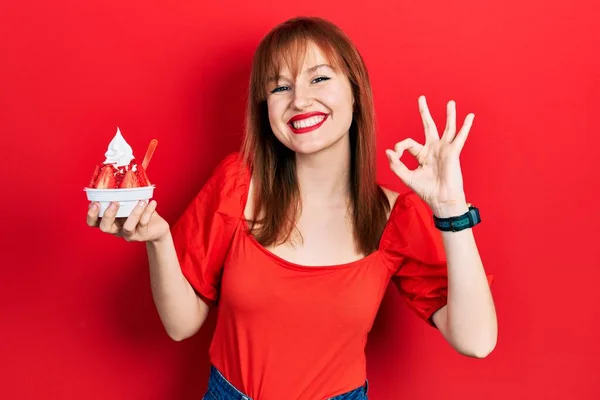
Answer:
[
  {"left": 381, "top": 192, "right": 493, "bottom": 327},
  {"left": 170, "top": 152, "right": 249, "bottom": 305}
]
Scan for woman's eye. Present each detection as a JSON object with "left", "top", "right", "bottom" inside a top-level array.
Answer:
[
  {"left": 271, "top": 86, "right": 289, "bottom": 94},
  {"left": 312, "top": 76, "right": 331, "bottom": 84},
  {"left": 270, "top": 77, "right": 330, "bottom": 94}
]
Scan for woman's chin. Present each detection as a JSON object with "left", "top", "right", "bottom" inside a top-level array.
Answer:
[
  {"left": 275, "top": 129, "right": 349, "bottom": 155},
  {"left": 288, "top": 139, "right": 331, "bottom": 155}
]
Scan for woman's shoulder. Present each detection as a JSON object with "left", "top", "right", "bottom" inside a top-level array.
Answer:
[
  {"left": 379, "top": 185, "right": 423, "bottom": 221},
  {"left": 378, "top": 186, "right": 437, "bottom": 256},
  {"left": 379, "top": 185, "right": 428, "bottom": 218},
  {"left": 194, "top": 152, "right": 250, "bottom": 217},
  {"left": 209, "top": 152, "right": 250, "bottom": 182},
  {"left": 380, "top": 186, "right": 400, "bottom": 218}
]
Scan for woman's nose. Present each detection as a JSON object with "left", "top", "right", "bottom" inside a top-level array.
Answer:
[{"left": 291, "top": 86, "right": 314, "bottom": 110}]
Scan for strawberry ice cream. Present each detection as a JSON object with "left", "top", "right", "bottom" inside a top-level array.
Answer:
[
  {"left": 88, "top": 128, "right": 152, "bottom": 189},
  {"left": 84, "top": 128, "right": 156, "bottom": 217}
]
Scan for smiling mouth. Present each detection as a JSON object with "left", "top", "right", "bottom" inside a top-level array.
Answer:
[{"left": 288, "top": 115, "right": 328, "bottom": 134}]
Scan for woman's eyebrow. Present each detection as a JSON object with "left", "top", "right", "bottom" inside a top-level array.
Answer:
[
  {"left": 268, "top": 64, "right": 334, "bottom": 83},
  {"left": 304, "top": 63, "right": 333, "bottom": 74}
]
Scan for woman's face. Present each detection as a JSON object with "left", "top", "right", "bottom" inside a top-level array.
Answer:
[{"left": 266, "top": 42, "right": 355, "bottom": 155}]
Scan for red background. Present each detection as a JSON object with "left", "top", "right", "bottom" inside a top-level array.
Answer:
[{"left": 1, "top": 0, "right": 599, "bottom": 399}]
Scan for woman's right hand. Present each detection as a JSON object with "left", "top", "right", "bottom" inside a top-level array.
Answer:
[{"left": 86, "top": 200, "right": 170, "bottom": 243}]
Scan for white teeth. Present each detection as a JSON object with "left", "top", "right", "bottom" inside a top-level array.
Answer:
[{"left": 291, "top": 115, "right": 326, "bottom": 129}]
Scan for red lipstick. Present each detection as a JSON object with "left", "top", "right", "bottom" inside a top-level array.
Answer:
[{"left": 288, "top": 112, "right": 328, "bottom": 134}]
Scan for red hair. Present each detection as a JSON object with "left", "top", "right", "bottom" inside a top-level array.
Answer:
[{"left": 241, "top": 16, "right": 390, "bottom": 255}]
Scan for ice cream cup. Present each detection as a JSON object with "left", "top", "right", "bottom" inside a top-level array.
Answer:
[{"left": 84, "top": 185, "right": 155, "bottom": 218}]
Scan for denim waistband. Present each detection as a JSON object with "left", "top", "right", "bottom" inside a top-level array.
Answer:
[
  {"left": 203, "top": 365, "right": 368, "bottom": 400},
  {"left": 204, "top": 365, "right": 251, "bottom": 400}
]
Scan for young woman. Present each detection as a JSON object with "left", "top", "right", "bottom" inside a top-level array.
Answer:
[{"left": 87, "top": 16, "right": 496, "bottom": 400}]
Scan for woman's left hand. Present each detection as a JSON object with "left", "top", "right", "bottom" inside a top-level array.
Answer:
[{"left": 386, "top": 96, "right": 473, "bottom": 218}]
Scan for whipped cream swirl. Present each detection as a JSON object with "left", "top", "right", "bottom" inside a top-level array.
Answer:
[{"left": 103, "top": 127, "right": 135, "bottom": 167}]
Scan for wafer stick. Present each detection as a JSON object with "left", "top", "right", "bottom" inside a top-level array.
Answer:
[{"left": 141, "top": 139, "right": 158, "bottom": 170}]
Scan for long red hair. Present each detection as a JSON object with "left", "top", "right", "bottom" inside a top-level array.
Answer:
[{"left": 241, "top": 16, "right": 390, "bottom": 255}]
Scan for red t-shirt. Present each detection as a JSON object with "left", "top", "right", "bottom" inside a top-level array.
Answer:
[{"left": 171, "top": 153, "right": 489, "bottom": 400}]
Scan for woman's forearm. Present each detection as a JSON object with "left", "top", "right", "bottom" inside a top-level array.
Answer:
[
  {"left": 431, "top": 202, "right": 497, "bottom": 358},
  {"left": 146, "top": 232, "right": 209, "bottom": 341},
  {"left": 437, "top": 225, "right": 497, "bottom": 357}
]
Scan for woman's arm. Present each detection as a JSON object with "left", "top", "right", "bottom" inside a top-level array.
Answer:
[
  {"left": 88, "top": 199, "right": 210, "bottom": 341},
  {"left": 431, "top": 204, "right": 497, "bottom": 358},
  {"left": 146, "top": 232, "right": 210, "bottom": 341},
  {"left": 386, "top": 97, "right": 497, "bottom": 358}
]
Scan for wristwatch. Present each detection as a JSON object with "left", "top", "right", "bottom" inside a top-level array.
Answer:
[{"left": 433, "top": 205, "right": 481, "bottom": 232}]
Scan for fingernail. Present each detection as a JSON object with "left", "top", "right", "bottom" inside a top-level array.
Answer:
[
  {"left": 138, "top": 200, "right": 147, "bottom": 207},
  {"left": 89, "top": 202, "right": 96, "bottom": 210},
  {"left": 386, "top": 150, "right": 397, "bottom": 164},
  {"left": 108, "top": 202, "right": 116, "bottom": 210}
]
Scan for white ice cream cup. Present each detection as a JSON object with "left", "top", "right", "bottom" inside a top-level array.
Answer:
[{"left": 84, "top": 185, "right": 155, "bottom": 218}]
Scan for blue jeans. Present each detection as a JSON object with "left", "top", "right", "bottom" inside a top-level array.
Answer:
[{"left": 203, "top": 365, "right": 368, "bottom": 400}]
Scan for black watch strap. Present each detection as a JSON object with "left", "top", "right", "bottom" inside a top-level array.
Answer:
[{"left": 433, "top": 206, "right": 481, "bottom": 232}]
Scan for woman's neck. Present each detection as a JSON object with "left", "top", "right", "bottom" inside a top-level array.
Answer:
[{"left": 294, "top": 135, "right": 351, "bottom": 207}]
